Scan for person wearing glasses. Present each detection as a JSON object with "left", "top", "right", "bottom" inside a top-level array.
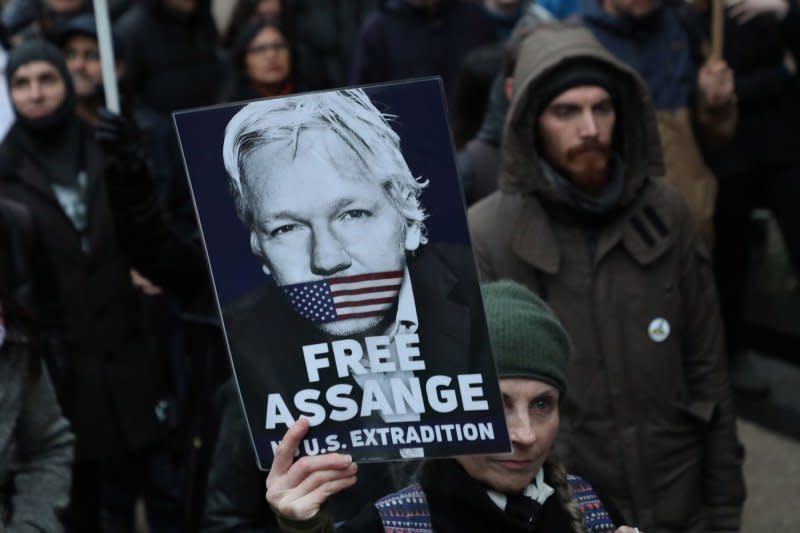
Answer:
[{"left": 223, "top": 20, "right": 294, "bottom": 102}]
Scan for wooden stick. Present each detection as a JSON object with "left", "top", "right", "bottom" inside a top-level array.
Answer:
[
  {"left": 710, "top": 0, "right": 725, "bottom": 61},
  {"left": 92, "top": 0, "right": 120, "bottom": 113}
]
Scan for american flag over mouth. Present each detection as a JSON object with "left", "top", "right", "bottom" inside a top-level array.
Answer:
[{"left": 280, "top": 271, "right": 404, "bottom": 323}]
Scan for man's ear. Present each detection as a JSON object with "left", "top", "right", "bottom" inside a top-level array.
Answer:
[
  {"left": 404, "top": 223, "right": 421, "bottom": 252},
  {"left": 250, "top": 232, "right": 271, "bottom": 275},
  {"left": 504, "top": 77, "right": 514, "bottom": 102}
]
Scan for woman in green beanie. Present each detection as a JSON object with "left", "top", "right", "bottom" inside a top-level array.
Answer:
[{"left": 264, "top": 281, "right": 643, "bottom": 533}]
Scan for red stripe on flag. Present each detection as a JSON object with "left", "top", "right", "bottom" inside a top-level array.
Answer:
[
  {"left": 331, "top": 285, "right": 402, "bottom": 297},
  {"left": 335, "top": 297, "right": 396, "bottom": 309},
  {"left": 336, "top": 310, "right": 392, "bottom": 320},
  {"left": 327, "top": 271, "right": 403, "bottom": 286}
]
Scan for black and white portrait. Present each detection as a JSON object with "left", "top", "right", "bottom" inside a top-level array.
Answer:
[
  {"left": 222, "top": 89, "right": 428, "bottom": 339},
  {"left": 175, "top": 80, "right": 508, "bottom": 468}
]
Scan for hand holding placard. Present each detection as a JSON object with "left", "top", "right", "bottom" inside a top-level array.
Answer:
[{"left": 266, "top": 418, "right": 358, "bottom": 521}]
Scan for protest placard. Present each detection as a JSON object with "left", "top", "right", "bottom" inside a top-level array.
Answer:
[{"left": 174, "top": 79, "right": 509, "bottom": 469}]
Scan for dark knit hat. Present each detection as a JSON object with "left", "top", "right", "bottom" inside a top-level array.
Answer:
[
  {"left": 6, "top": 38, "right": 76, "bottom": 130},
  {"left": 537, "top": 58, "right": 619, "bottom": 111},
  {"left": 481, "top": 280, "right": 571, "bottom": 394},
  {"left": 6, "top": 38, "right": 72, "bottom": 90},
  {"left": 56, "top": 13, "right": 123, "bottom": 57}
]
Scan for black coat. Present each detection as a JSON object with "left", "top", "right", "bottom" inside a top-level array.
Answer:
[
  {"left": 0, "top": 121, "right": 167, "bottom": 462},
  {"left": 102, "top": 157, "right": 209, "bottom": 305},
  {"left": 114, "top": 0, "right": 224, "bottom": 115},
  {"left": 286, "top": 0, "right": 377, "bottom": 91},
  {"left": 349, "top": 0, "right": 497, "bottom": 110},
  {"left": 0, "top": 196, "right": 55, "bottom": 316}
]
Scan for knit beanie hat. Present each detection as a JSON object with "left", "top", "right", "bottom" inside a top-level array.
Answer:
[
  {"left": 481, "top": 280, "right": 571, "bottom": 394},
  {"left": 56, "top": 13, "right": 124, "bottom": 58},
  {"left": 536, "top": 58, "right": 619, "bottom": 111},
  {"left": 6, "top": 38, "right": 76, "bottom": 130},
  {"left": 533, "top": 58, "right": 624, "bottom": 159}
]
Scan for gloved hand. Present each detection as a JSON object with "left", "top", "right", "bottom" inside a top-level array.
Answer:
[{"left": 94, "top": 107, "right": 144, "bottom": 166}]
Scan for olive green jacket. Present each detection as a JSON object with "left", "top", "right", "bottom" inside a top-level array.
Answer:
[{"left": 468, "top": 23, "right": 745, "bottom": 533}]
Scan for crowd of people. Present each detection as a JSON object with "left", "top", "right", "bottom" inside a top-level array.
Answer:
[{"left": 0, "top": 0, "right": 797, "bottom": 532}]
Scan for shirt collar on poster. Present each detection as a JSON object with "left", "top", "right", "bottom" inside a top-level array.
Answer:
[{"left": 388, "top": 266, "right": 419, "bottom": 338}]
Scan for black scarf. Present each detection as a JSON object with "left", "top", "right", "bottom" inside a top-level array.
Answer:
[
  {"left": 5, "top": 39, "right": 81, "bottom": 185},
  {"left": 6, "top": 39, "right": 77, "bottom": 133},
  {"left": 541, "top": 153, "right": 626, "bottom": 219}
]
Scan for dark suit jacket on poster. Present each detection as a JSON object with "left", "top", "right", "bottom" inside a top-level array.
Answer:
[{"left": 223, "top": 242, "right": 507, "bottom": 467}]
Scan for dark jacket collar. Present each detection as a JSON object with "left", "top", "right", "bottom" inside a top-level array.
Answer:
[{"left": 509, "top": 181, "right": 677, "bottom": 276}]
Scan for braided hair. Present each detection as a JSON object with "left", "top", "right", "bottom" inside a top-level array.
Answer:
[{"left": 545, "top": 453, "right": 586, "bottom": 533}]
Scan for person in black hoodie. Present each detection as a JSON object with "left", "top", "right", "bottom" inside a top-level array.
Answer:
[
  {"left": 114, "top": 0, "right": 222, "bottom": 237},
  {"left": 350, "top": 0, "right": 497, "bottom": 111},
  {"left": 114, "top": 0, "right": 223, "bottom": 115},
  {"left": 1, "top": 0, "right": 89, "bottom": 44},
  {"left": 286, "top": 0, "right": 376, "bottom": 91},
  {"left": 0, "top": 39, "right": 180, "bottom": 533}
]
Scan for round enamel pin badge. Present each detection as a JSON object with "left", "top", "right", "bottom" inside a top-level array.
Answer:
[{"left": 648, "top": 317, "right": 670, "bottom": 343}]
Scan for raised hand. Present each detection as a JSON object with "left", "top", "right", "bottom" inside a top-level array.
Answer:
[
  {"left": 698, "top": 59, "right": 735, "bottom": 107},
  {"left": 94, "top": 107, "right": 143, "bottom": 165},
  {"left": 265, "top": 418, "right": 359, "bottom": 521}
]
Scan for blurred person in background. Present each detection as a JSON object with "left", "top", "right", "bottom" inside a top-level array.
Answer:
[
  {"left": 455, "top": 9, "right": 553, "bottom": 205},
  {"left": 114, "top": 0, "right": 223, "bottom": 236},
  {"left": 691, "top": 0, "right": 800, "bottom": 396},
  {"left": 286, "top": 0, "right": 376, "bottom": 91},
  {"left": 451, "top": 42, "right": 505, "bottom": 203},
  {"left": 57, "top": 14, "right": 122, "bottom": 125},
  {"left": 538, "top": 0, "right": 580, "bottom": 19},
  {"left": 57, "top": 12, "right": 188, "bottom": 221},
  {"left": 482, "top": 0, "right": 531, "bottom": 40},
  {"left": 579, "top": 0, "right": 738, "bottom": 249},
  {"left": 114, "top": 0, "right": 223, "bottom": 115},
  {"left": 221, "top": 0, "right": 288, "bottom": 48},
  {"left": 0, "top": 197, "right": 75, "bottom": 533},
  {"left": 451, "top": 43, "right": 504, "bottom": 151},
  {"left": 0, "top": 39, "right": 178, "bottom": 533},
  {"left": 222, "top": 20, "right": 294, "bottom": 102},
  {"left": 1, "top": 0, "right": 89, "bottom": 45},
  {"left": 350, "top": 0, "right": 497, "bottom": 112}
]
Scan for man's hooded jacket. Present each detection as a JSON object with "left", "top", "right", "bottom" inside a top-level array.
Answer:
[{"left": 468, "top": 23, "right": 744, "bottom": 533}]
